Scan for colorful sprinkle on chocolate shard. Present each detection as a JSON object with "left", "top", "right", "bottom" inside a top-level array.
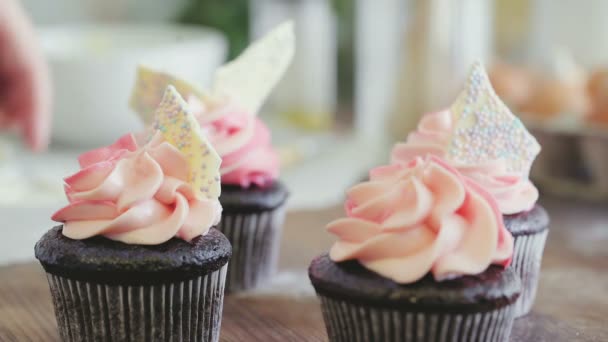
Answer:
[
  {"left": 153, "top": 85, "right": 222, "bottom": 199},
  {"left": 129, "top": 21, "right": 294, "bottom": 123},
  {"left": 130, "top": 65, "right": 204, "bottom": 125},
  {"left": 449, "top": 61, "right": 541, "bottom": 175},
  {"left": 211, "top": 21, "right": 295, "bottom": 115}
]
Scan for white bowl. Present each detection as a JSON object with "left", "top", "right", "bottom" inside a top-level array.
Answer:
[
  {"left": 22, "top": 0, "right": 190, "bottom": 24},
  {"left": 41, "top": 24, "right": 227, "bottom": 147}
]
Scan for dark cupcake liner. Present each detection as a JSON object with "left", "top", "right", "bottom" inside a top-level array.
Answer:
[
  {"left": 318, "top": 295, "right": 516, "bottom": 342},
  {"left": 217, "top": 205, "right": 287, "bottom": 292},
  {"left": 45, "top": 265, "right": 227, "bottom": 342},
  {"left": 510, "top": 230, "right": 549, "bottom": 317}
]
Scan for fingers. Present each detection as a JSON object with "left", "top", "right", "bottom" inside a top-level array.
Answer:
[
  {"left": 0, "top": 109, "right": 15, "bottom": 128},
  {"left": 6, "top": 64, "right": 51, "bottom": 151},
  {"left": 0, "top": 0, "right": 52, "bottom": 151},
  {"left": 0, "top": 55, "right": 51, "bottom": 152},
  {"left": 21, "top": 59, "right": 52, "bottom": 151}
]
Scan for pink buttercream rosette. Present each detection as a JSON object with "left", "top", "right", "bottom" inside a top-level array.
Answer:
[
  {"left": 52, "top": 133, "right": 222, "bottom": 245},
  {"left": 328, "top": 156, "right": 513, "bottom": 284},
  {"left": 189, "top": 98, "right": 280, "bottom": 188},
  {"left": 392, "top": 110, "right": 539, "bottom": 215}
]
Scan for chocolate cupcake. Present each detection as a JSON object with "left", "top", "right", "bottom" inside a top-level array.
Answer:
[
  {"left": 310, "top": 156, "right": 520, "bottom": 342},
  {"left": 36, "top": 86, "right": 231, "bottom": 342},
  {"left": 218, "top": 183, "right": 288, "bottom": 291},
  {"left": 130, "top": 22, "right": 295, "bottom": 292},
  {"left": 391, "top": 62, "right": 548, "bottom": 317},
  {"left": 310, "top": 256, "right": 520, "bottom": 342},
  {"left": 36, "top": 227, "right": 230, "bottom": 342}
]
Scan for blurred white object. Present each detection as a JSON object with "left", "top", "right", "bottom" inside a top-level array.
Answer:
[
  {"left": 529, "top": 0, "right": 608, "bottom": 68},
  {"left": 0, "top": 139, "right": 76, "bottom": 265},
  {"left": 41, "top": 24, "right": 227, "bottom": 147},
  {"left": 0, "top": 136, "right": 68, "bottom": 206},
  {"left": 390, "top": 0, "right": 493, "bottom": 140},
  {"left": 280, "top": 134, "right": 385, "bottom": 210},
  {"left": 22, "top": 0, "right": 189, "bottom": 24},
  {"left": 0, "top": 206, "right": 61, "bottom": 264},
  {"left": 251, "top": 0, "right": 337, "bottom": 129},
  {"left": 0, "top": 167, "right": 64, "bottom": 265},
  {"left": 549, "top": 48, "right": 588, "bottom": 85},
  {"left": 355, "top": 0, "right": 404, "bottom": 141}
]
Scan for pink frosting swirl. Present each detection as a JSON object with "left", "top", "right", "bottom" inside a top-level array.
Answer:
[
  {"left": 328, "top": 156, "right": 513, "bottom": 284},
  {"left": 52, "top": 133, "right": 222, "bottom": 245},
  {"left": 190, "top": 98, "right": 279, "bottom": 188},
  {"left": 391, "top": 110, "right": 538, "bottom": 214}
]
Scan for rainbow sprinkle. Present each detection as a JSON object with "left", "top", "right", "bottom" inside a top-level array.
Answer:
[
  {"left": 153, "top": 86, "right": 222, "bottom": 199},
  {"left": 448, "top": 62, "right": 540, "bottom": 174}
]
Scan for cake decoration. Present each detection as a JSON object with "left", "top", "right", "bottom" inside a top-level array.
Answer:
[
  {"left": 449, "top": 61, "right": 541, "bottom": 174},
  {"left": 130, "top": 22, "right": 293, "bottom": 188},
  {"left": 153, "top": 85, "right": 222, "bottom": 199},
  {"left": 130, "top": 66, "right": 204, "bottom": 125},
  {"left": 212, "top": 21, "right": 294, "bottom": 115},
  {"left": 131, "top": 21, "right": 295, "bottom": 125}
]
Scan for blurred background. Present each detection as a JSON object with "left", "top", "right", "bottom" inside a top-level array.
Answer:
[{"left": 2, "top": 0, "right": 608, "bottom": 263}]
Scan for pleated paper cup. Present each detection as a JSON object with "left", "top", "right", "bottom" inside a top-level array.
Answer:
[
  {"left": 509, "top": 230, "right": 549, "bottom": 317},
  {"left": 503, "top": 205, "right": 550, "bottom": 318},
  {"left": 318, "top": 295, "right": 516, "bottom": 342},
  {"left": 45, "top": 266, "right": 228, "bottom": 342},
  {"left": 217, "top": 203, "right": 287, "bottom": 292}
]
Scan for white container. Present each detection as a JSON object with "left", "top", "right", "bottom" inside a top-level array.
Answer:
[
  {"left": 390, "top": 0, "right": 493, "bottom": 140},
  {"left": 41, "top": 24, "right": 227, "bottom": 147},
  {"left": 22, "top": 0, "right": 190, "bottom": 24},
  {"left": 355, "top": 0, "right": 405, "bottom": 141},
  {"left": 250, "top": 0, "right": 337, "bottom": 129}
]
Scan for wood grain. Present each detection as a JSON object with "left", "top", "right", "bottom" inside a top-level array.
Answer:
[{"left": 1, "top": 197, "right": 607, "bottom": 341}]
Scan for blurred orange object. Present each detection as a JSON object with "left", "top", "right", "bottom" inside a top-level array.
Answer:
[
  {"left": 587, "top": 69, "right": 608, "bottom": 125},
  {"left": 522, "top": 78, "right": 589, "bottom": 118},
  {"left": 587, "top": 69, "right": 608, "bottom": 99},
  {"left": 489, "top": 62, "right": 534, "bottom": 108},
  {"left": 490, "top": 60, "right": 590, "bottom": 120},
  {"left": 519, "top": 79, "right": 569, "bottom": 118}
]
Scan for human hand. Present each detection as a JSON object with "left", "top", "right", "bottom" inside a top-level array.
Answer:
[{"left": 0, "top": 0, "right": 51, "bottom": 151}]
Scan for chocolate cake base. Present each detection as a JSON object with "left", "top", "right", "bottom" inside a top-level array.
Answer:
[
  {"left": 309, "top": 254, "right": 521, "bottom": 342},
  {"left": 218, "top": 181, "right": 289, "bottom": 292},
  {"left": 35, "top": 227, "right": 231, "bottom": 342},
  {"left": 504, "top": 204, "right": 550, "bottom": 318}
]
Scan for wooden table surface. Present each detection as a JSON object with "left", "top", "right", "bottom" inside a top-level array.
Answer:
[{"left": 1, "top": 197, "right": 606, "bottom": 341}]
